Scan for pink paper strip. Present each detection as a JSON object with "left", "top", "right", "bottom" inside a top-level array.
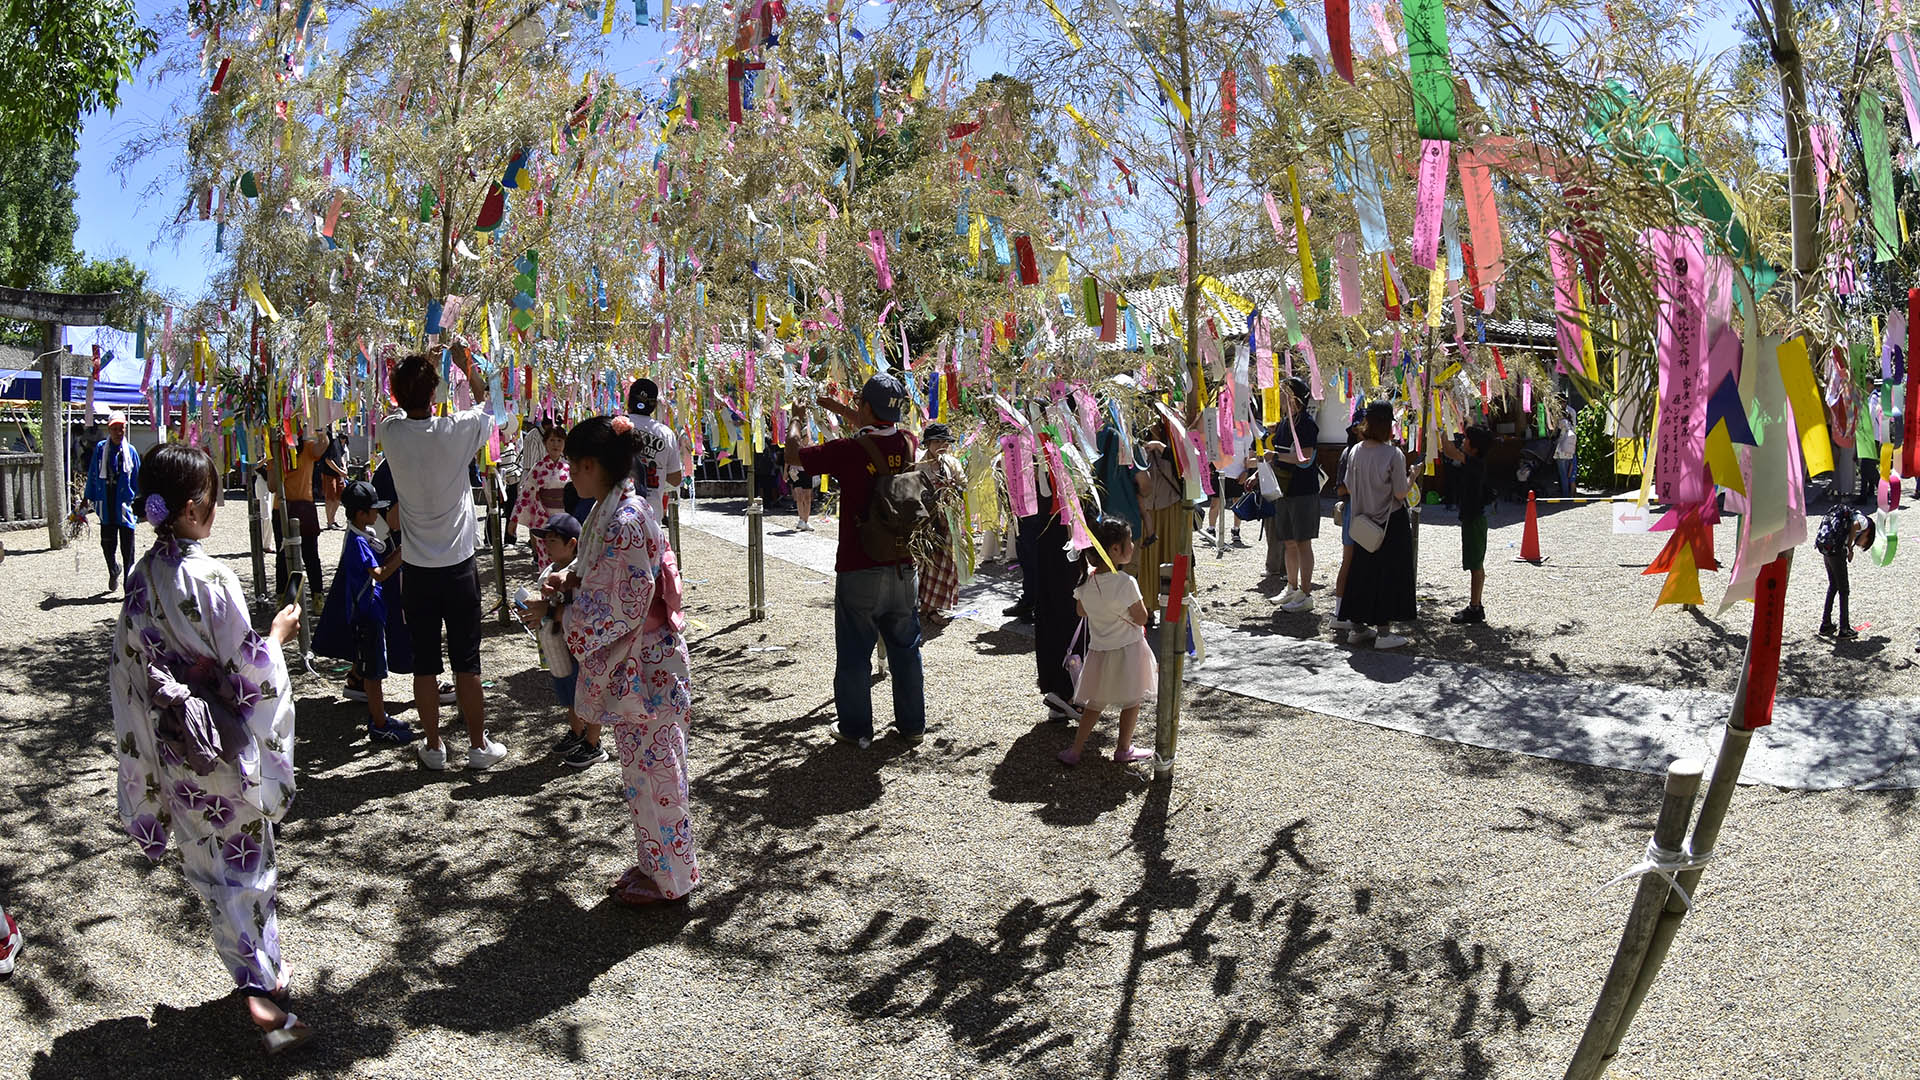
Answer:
[
  {"left": 1254, "top": 316, "right": 1276, "bottom": 389},
  {"left": 1042, "top": 438, "right": 1094, "bottom": 547},
  {"left": 1411, "top": 139, "right": 1450, "bottom": 270},
  {"left": 1187, "top": 431, "right": 1215, "bottom": 495},
  {"left": 1889, "top": 31, "right": 1920, "bottom": 141},
  {"left": 1335, "top": 232, "right": 1361, "bottom": 316},
  {"left": 1366, "top": 1, "right": 1399, "bottom": 56},
  {"left": 1004, "top": 434, "right": 1038, "bottom": 517},
  {"left": 1262, "top": 191, "right": 1287, "bottom": 239},
  {"left": 1456, "top": 149, "right": 1505, "bottom": 284},
  {"left": 1650, "top": 227, "right": 1709, "bottom": 504},
  {"left": 1301, "top": 338, "right": 1324, "bottom": 400},
  {"left": 1521, "top": 376, "right": 1532, "bottom": 414},
  {"left": 867, "top": 229, "right": 895, "bottom": 290},
  {"left": 1546, "top": 232, "right": 1588, "bottom": 378}
]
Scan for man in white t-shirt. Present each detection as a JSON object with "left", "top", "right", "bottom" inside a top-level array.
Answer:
[
  {"left": 378, "top": 344, "right": 508, "bottom": 772},
  {"left": 625, "top": 378, "right": 685, "bottom": 521}
]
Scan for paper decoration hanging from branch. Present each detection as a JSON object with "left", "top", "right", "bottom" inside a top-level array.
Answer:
[
  {"left": 1287, "top": 166, "right": 1319, "bottom": 301},
  {"left": 1327, "top": 0, "right": 1354, "bottom": 82},
  {"left": 1041, "top": 0, "right": 1083, "bottom": 49},
  {"left": 1400, "top": 0, "right": 1458, "bottom": 141},
  {"left": 1860, "top": 93, "right": 1900, "bottom": 264}
]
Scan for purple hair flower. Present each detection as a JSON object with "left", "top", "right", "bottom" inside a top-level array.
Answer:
[{"left": 143, "top": 494, "right": 171, "bottom": 527}]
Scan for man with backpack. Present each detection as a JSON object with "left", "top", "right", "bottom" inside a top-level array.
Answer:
[{"left": 786, "top": 374, "right": 928, "bottom": 749}]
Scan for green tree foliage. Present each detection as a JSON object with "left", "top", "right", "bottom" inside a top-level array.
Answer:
[
  {"left": 0, "top": 0, "right": 156, "bottom": 148},
  {"left": 0, "top": 141, "right": 79, "bottom": 290}
]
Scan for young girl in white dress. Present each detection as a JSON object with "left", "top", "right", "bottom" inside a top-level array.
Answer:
[{"left": 1060, "top": 518, "right": 1157, "bottom": 766}]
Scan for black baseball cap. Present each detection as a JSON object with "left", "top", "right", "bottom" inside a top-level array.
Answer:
[
  {"left": 531, "top": 512, "right": 582, "bottom": 541},
  {"left": 344, "top": 480, "right": 391, "bottom": 513},
  {"left": 861, "top": 373, "right": 906, "bottom": 423},
  {"left": 627, "top": 377, "right": 660, "bottom": 416},
  {"left": 923, "top": 422, "right": 954, "bottom": 445}
]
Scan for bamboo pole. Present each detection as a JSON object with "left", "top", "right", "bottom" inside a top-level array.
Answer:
[
  {"left": 747, "top": 442, "right": 766, "bottom": 621},
  {"left": 1154, "top": 0, "right": 1204, "bottom": 773},
  {"left": 39, "top": 327, "right": 65, "bottom": 553},
  {"left": 1563, "top": 758, "right": 1705, "bottom": 1080},
  {"left": 1599, "top": 549, "right": 1789, "bottom": 1066}
]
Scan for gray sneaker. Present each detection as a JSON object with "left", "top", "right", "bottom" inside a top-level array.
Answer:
[
  {"left": 828, "top": 724, "right": 872, "bottom": 750},
  {"left": 561, "top": 739, "right": 608, "bottom": 768}
]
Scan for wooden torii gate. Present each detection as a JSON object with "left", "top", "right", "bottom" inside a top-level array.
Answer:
[{"left": 0, "top": 285, "right": 123, "bottom": 551}]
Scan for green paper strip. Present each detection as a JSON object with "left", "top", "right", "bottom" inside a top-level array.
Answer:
[
  {"left": 1314, "top": 256, "right": 1331, "bottom": 309},
  {"left": 1860, "top": 93, "right": 1900, "bottom": 263},
  {"left": 1082, "top": 276, "right": 1100, "bottom": 326},
  {"left": 1401, "top": 0, "right": 1458, "bottom": 142}
]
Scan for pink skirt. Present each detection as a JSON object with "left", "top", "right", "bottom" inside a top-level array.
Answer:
[{"left": 1074, "top": 639, "right": 1157, "bottom": 708}]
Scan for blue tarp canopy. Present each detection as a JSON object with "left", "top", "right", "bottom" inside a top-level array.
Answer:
[{"left": 0, "top": 374, "right": 154, "bottom": 407}]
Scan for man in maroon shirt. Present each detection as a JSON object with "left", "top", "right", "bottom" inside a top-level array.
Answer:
[{"left": 786, "top": 374, "right": 925, "bottom": 749}]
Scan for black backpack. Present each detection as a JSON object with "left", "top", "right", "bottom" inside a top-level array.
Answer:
[{"left": 854, "top": 435, "right": 930, "bottom": 564}]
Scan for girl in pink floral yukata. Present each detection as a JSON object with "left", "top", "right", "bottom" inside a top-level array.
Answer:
[
  {"left": 554, "top": 415, "right": 700, "bottom": 906},
  {"left": 513, "top": 422, "right": 572, "bottom": 565},
  {"left": 107, "top": 445, "right": 312, "bottom": 1054}
]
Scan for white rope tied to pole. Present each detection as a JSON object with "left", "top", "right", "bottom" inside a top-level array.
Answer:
[{"left": 1600, "top": 841, "right": 1716, "bottom": 911}]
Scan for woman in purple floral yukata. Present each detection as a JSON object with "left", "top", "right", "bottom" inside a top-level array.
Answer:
[
  {"left": 107, "top": 444, "right": 311, "bottom": 1054},
  {"left": 553, "top": 415, "right": 700, "bottom": 906}
]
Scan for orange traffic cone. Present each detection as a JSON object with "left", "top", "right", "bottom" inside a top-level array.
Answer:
[{"left": 1518, "top": 491, "right": 1544, "bottom": 564}]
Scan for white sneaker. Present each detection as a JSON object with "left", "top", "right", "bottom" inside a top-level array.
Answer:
[
  {"left": 1327, "top": 617, "right": 1354, "bottom": 631},
  {"left": 466, "top": 738, "right": 509, "bottom": 770},
  {"left": 417, "top": 742, "right": 448, "bottom": 771},
  {"left": 1277, "top": 586, "right": 1302, "bottom": 606},
  {"left": 1374, "top": 634, "right": 1411, "bottom": 650},
  {"left": 1348, "top": 628, "right": 1377, "bottom": 645},
  {"left": 1281, "top": 593, "right": 1315, "bottom": 613}
]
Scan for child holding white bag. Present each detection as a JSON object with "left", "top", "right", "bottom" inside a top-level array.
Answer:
[{"left": 1059, "top": 518, "right": 1157, "bottom": 766}]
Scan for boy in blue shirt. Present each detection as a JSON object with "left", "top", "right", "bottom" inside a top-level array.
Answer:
[{"left": 315, "top": 481, "right": 418, "bottom": 744}]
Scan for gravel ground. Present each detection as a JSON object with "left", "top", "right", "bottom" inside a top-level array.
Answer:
[
  {"left": 1172, "top": 493, "right": 1920, "bottom": 701},
  {"left": 1, "top": 507, "right": 1916, "bottom": 1079}
]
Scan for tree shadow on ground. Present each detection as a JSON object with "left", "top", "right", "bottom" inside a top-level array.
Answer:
[{"left": 986, "top": 723, "right": 1138, "bottom": 827}]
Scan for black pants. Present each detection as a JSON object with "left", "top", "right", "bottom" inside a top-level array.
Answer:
[
  {"left": 1031, "top": 517, "right": 1081, "bottom": 701},
  {"left": 1822, "top": 551, "right": 1850, "bottom": 629},
  {"left": 101, "top": 523, "right": 133, "bottom": 582},
  {"left": 503, "top": 483, "right": 520, "bottom": 539},
  {"left": 274, "top": 500, "right": 325, "bottom": 604},
  {"left": 1015, "top": 511, "right": 1048, "bottom": 607}
]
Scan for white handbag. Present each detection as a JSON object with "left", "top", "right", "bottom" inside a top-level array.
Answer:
[{"left": 1350, "top": 513, "right": 1387, "bottom": 553}]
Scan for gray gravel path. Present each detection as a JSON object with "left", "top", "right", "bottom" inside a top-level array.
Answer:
[{"left": 0, "top": 509, "right": 1915, "bottom": 1079}]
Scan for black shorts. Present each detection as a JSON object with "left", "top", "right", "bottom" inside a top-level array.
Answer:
[
  {"left": 1222, "top": 475, "right": 1244, "bottom": 500},
  {"left": 401, "top": 557, "right": 483, "bottom": 676},
  {"left": 354, "top": 619, "right": 390, "bottom": 681}
]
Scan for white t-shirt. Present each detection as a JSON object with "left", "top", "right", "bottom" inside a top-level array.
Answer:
[
  {"left": 1075, "top": 570, "right": 1145, "bottom": 650},
  {"left": 627, "top": 412, "right": 684, "bottom": 519},
  {"left": 378, "top": 406, "right": 494, "bottom": 568}
]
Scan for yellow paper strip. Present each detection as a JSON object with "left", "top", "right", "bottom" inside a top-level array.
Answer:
[
  {"left": 1288, "top": 166, "right": 1319, "bottom": 302},
  {"left": 1776, "top": 336, "right": 1834, "bottom": 477},
  {"left": 1041, "top": 0, "right": 1083, "bottom": 49},
  {"left": 1062, "top": 104, "right": 1108, "bottom": 149},
  {"left": 244, "top": 280, "right": 280, "bottom": 322}
]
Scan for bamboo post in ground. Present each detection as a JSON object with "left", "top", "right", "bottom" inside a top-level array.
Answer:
[
  {"left": 1599, "top": 550, "right": 1791, "bottom": 1065},
  {"left": 1563, "top": 758, "right": 1705, "bottom": 1080},
  {"left": 247, "top": 474, "right": 268, "bottom": 609},
  {"left": 746, "top": 456, "right": 765, "bottom": 621},
  {"left": 486, "top": 473, "right": 510, "bottom": 625},
  {"left": 285, "top": 515, "right": 314, "bottom": 662},
  {"left": 1152, "top": 547, "right": 1192, "bottom": 776},
  {"left": 39, "top": 330, "right": 66, "bottom": 553},
  {"left": 669, "top": 490, "right": 682, "bottom": 564}
]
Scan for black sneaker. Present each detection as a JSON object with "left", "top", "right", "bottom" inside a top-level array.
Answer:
[
  {"left": 1002, "top": 601, "right": 1034, "bottom": 621},
  {"left": 1837, "top": 627, "right": 1860, "bottom": 640},
  {"left": 555, "top": 730, "right": 584, "bottom": 756},
  {"left": 1450, "top": 606, "right": 1486, "bottom": 625},
  {"left": 561, "top": 740, "right": 609, "bottom": 768},
  {"left": 1817, "top": 622, "right": 1837, "bottom": 637}
]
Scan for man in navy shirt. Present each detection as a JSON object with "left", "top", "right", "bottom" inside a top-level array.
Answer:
[{"left": 1269, "top": 378, "right": 1322, "bottom": 613}]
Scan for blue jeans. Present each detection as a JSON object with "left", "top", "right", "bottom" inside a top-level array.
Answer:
[
  {"left": 1557, "top": 458, "right": 1576, "bottom": 496},
  {"left": 833, "top": 566, "right": 926, "bottom": 740}
]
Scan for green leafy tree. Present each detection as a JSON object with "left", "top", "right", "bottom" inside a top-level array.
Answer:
[
  {"left": 0, "top": 0, "right": 156, "bottom": 148},
  {"left": 0, "top": 141, "right": 79, "bottom": 289}
]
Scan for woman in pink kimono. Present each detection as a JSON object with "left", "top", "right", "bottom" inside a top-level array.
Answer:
[
  {"left": 107, "top": 445, "right": 311, "bottom": 1053},
  {"left": 555, "top": 416, "right": 699, "bottom": 905},
  {"left": 513, "top": 423, "right": 571, "bottom": 564}
]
